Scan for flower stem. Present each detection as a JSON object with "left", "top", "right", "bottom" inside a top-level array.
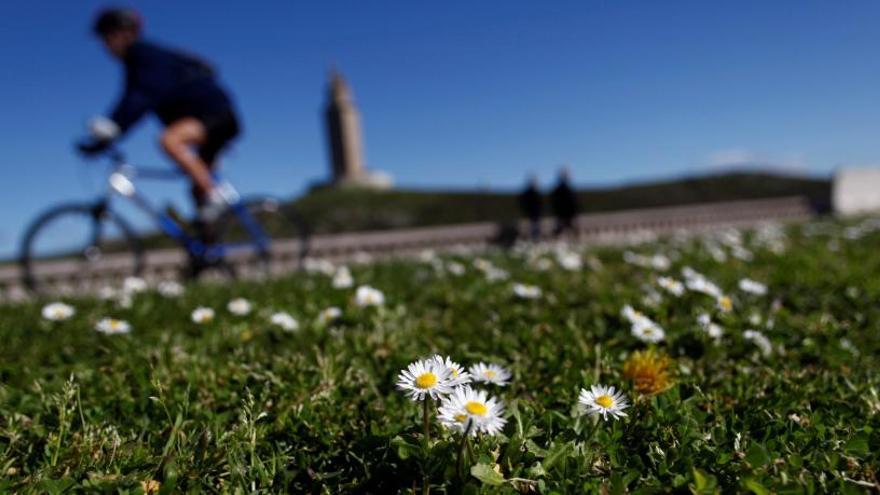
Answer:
[
  {"left": 456, "top": 421, "right": 473, "bottom": 480},
  {"left": 422, "top": 398, "right": 431, "bottom": 445},
  {"left": 422, "top": 398, "right": 431, "bottom": 495}
]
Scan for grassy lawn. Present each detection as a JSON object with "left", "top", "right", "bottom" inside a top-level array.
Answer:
[{"left": 0, "top": 218, "right": 878, "bottom": 493}]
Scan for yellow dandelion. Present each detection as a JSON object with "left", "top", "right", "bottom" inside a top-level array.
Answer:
[
  {"left": 141, "top": 479, "right": 161, "bottom": 494},
  {"left": 622, "top": 349, "right": 675, "bottom": 396}
]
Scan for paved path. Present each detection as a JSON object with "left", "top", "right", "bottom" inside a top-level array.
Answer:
[{"left": 0, "top": 196, "right": 814, "bottom": 301}]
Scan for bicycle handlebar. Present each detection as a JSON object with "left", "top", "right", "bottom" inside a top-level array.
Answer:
[{"left": 88, "top": 144, "right": 188, "bottom": 180}]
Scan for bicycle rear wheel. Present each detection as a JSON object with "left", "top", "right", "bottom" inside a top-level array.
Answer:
[
  {"left": 19, "top": 202, "right": 144, "bottom": 295},
  {"left": 213, "top": 196, "right": 310, "bottom": 280}
]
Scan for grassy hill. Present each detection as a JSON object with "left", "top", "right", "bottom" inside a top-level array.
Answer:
[{"left": 291, "top": 172, "right": 830, "bottom": 234}]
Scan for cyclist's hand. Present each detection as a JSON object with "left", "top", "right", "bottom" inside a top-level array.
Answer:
[
  {"left": 75, "top": 137, "right": 111, "bottom": 157},
  {"left": 76, "top": 116, "right": 120, "bottom": 157}
]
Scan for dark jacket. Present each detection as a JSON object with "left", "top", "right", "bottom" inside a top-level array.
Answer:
[
  {"left": 519, "top": 185, "right": 543, "bottom": 219},
  {"left": 109, "top": 40, "right": 233, "bottom": 134},
  {"left": 551, "top": 179, "right": 578, "bottom": 220}
]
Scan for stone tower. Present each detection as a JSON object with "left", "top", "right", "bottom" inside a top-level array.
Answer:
[
  {"left": 322, "top": 70, "right": 392, "bottom": 189},
  {"left": 325, "top": 71, "right": 365, "bottom": 182}
]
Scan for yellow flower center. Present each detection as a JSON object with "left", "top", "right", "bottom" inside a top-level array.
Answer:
[
  {"left": 595, "top": 395, "right": 614, "bottom": 409},
  {"left": 451, "top": 368, "right": 460, "bottom": 377},
  {"left": 454, "top": 413, "right": 468, "bottom": 423},
  {"left": 415, "top": 372, "right": 437, "bottom": 389},
  {"left": 719, "top": 297, "right": 732, "bottom": 310},
  {"left": 465, "top": 401, "right": 488, "bottom": 416},
  {"left": 110, "top": 320, "right": 122, "bottom": 329},
  {"left": 485, "top": 370, "right": 496, "bottom": 379}
]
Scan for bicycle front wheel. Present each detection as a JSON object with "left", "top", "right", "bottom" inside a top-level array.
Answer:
[
  {"left": 214, "top": 196, "right": 310, "bottom": 280},
  {"left": 19, "top": 202, "right": 144, "bottom": 295}
]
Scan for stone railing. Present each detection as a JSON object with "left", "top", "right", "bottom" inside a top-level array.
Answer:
[{"left": 0, "top": 196, "right": 814, "bottom": 301}]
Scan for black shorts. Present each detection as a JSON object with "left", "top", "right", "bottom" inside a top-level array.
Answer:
[{"left": 197, "top": 109, "right": 240, "bottom": 166}]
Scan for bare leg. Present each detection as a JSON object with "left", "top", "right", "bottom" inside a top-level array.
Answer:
[{"left": 160, "top": 118, "right": 214, "bottom": 196}]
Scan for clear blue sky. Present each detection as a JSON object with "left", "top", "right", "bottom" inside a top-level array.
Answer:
[{"left": 2, "top": 0, "right": 880, "bottom": 256}]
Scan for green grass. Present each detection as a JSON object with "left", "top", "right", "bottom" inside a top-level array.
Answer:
[{"left": 1, "top": 218, "right": 878, "bottom": 493}]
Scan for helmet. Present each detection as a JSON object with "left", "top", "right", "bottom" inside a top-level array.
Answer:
[{"left": 92, "top": 8, "right": 142, "bottom": 36}]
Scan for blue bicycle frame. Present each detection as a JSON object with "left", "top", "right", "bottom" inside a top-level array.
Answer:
[{"left": 103, "top": 150, "right": 270, "bottom": 263}]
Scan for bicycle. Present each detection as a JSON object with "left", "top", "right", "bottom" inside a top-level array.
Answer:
[{"left": 19, "top": 146, "right": 310, "bottom": 294}]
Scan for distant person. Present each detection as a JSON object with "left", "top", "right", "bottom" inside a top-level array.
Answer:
[
  {"left": 76, "top": 8, "right": 241, "bottom": 226},
  {"left": 518, "top": 175, "right": 543, "bottom": 240},
  {"left": 551, "top": 168, "right": 579, "bottom": 236}
]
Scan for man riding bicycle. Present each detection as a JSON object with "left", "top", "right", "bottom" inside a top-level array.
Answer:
[{"left": 77, "top": 8, "right": 240, "bottom": 224}]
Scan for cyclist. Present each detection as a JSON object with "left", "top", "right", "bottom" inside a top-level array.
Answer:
[{"left": 77, "top": 8, "right": 241, "bottom": 223}]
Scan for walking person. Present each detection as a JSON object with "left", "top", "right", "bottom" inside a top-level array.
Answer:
[
  {"left": 551, "top": 167, "right": 579, "bottom": 237},
  {"left": 518, "top": 175, "right": 543, "bottom": 240}
]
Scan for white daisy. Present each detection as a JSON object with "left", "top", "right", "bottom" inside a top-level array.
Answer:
[
  {"left": 438, "top": 385, "right": 507, "bottom": 436},
  {"left": 556, "top": 251, "right": 582, "bottom": 271},
  {"left": 435, "top": 355, "right": 472, "bottom": 387},
  {"left": 731, "top": 245, "right": 753, "bottom": 261},
  {"left": 396, "top": 357, "right": 455, "bottom": 401},
  {"left": 484, "top": 267, "right": 509, "bottom": 282},
  {"left": 95, "top": 317, "right": 131, "bottom": 335},
  {"left": 620, "top": 305, "right": 642, "bottom": 324},
  {"left": 473, "top": 258, "right": 492, "bottom": 271},
  {"left": 697, "top": 312, "right": 723, "bottom": 339},
  {"left": 227, "top": 298, "right": 252, "bottom": 316},
  {"left": 744, "top": 329, "right": 772, "bottom": 357},
  {"left": 122, "top": 276, "right": 148, "bottom": 294},
  {"left": 191, "top": 307, "right": 215, "bottom": 324},
  {"left": 269, "top": 312, "right": 299, "bottom": 332},
  {"left": 622, "top": 305, "right": 665, "bottom": 343},
  {"left": 157, "top": 280, "right": 184, "bottom": 298},
  {"left": 622, "top": 252, "right": 669, "bottom": 271},
  {"left": 446, "top": 261, "right": 466, "bottom": 276},
  {"left": 532, "top": 257, "right": 554, "bottom": 271},
  {"left": 642, "top": 288, "right": 663, "bottom": 307},
  {"left": 705, "top": 242, "right": 728, "bottom": 262},
  {"left": 681, "top": 266, "right": 700, "bottom": 280},
  {"left": 705, "top": 322, "right": 723, "bottom": 339},
  {"left": 317, "top": 306, "right": 342, "bottom": 325},
  {"left": 98, "top": 286, "right": 117, "bottom": 300},
  {"left": 748, "top": 312, "right": 763, "bottom": 327},
  {"left": 631, "top": 319, "right": 665, "bottom": 343},
  {"left": 42, "top": 302, "right": 75, "bottom": 321},
  {"left": 418, "top": 249, "right": 437, "bottom": 262},
  {"left": 685, "top": 277, "right": 723, "bottom": 298},
  {"left": 332, "top": 266, "right": 354, "bottom": 289},
  {"left": 696, "top": 312, "right": 712, "bottom": 327},
  {"left": 738, "top": 278, "right": 767, "bottom": 296},
  {"left": 117, "top": 293, "right": 133, "bottom": 309},
  {"left": 354, "top": 285, "right": 385, "bottom": 307},
  {"left": 468, "top": 362, "right": 511, "bottom": 386},
  {"left": 716, "top": 295, "right": 733, "bottom": 313},
  {"left": 623, "top": 251, "right": 644, "bottom": 267},
  {"left": 512, "top": 283, "right": 542, "bottom": 299},
  {"left": 303, "top": 257, "right": 336, "bottom": 275},
  {"left": 657, "top": 276, "right": 685, "bottom": 296},
  {"left": 650, "top": 254, "right": 671, "bottom": 271},
  {"left": 578, "top": 384, "right": 630, "bottom": 421}
]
